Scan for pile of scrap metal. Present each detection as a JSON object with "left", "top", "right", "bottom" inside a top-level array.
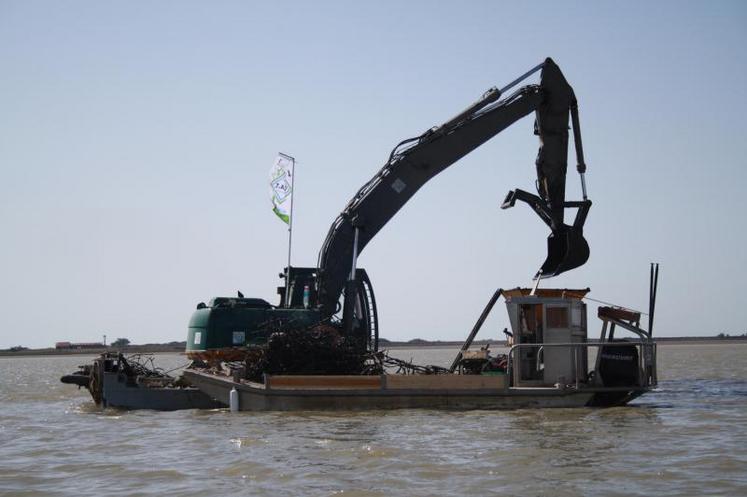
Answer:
[
  {"left": 207, "top": 325, "right": 368, "bottom": 381},
  {"left": 189, "top": 323, "right": 453, "bottom": 382},
  {"left": 60, "top": 352, "right": 223, "bottom": 410},
  {"left": 262, "top": 325, "right": 367, "bottom": 376}
]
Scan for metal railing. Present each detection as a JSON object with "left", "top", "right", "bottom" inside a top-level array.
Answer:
[{"left": 506, "top": 341, "right": 657, "bottom": 390}]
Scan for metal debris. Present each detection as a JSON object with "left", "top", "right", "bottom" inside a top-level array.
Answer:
[{"left": 363, "top": 351, "right": 450, "bottom": 375}]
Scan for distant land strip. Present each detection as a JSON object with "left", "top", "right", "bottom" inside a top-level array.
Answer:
[{"left": 1, "top": 335, "right": 746, "bottom": 357}]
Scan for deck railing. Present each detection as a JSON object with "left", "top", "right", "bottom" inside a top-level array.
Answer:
[{"left": 506, "top": 340, "right": 657, "bottom": 390}]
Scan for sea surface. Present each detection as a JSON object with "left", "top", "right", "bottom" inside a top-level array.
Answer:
[{"left": 1, "top": 344, "right": 746, "bottom": 497}]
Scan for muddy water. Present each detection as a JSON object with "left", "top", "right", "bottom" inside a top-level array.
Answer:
[{"left": 1, "top": 344, "right": 746, "bottom": 496}]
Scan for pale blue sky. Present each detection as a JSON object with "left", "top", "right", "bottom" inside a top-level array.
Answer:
[{"left": 1, "top": 1, "right": 746, "bottom": 348}]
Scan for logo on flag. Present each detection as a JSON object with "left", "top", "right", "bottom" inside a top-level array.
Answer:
[{"left": 269, "top": 153, "right": 294, "bottom": 224}]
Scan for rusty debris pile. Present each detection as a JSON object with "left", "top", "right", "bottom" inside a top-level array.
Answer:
[
  {"left": 192, "top": 324, "right": 450, "bottom": 382},
  {"left": 120, "top": 354, "right": 191, "bottom": 388},
  {"left": 233, "top": 325, "right": 367, "bottom": 380},
  {"left": 60, "top": 352, "right": 191, "bottom": 404}
]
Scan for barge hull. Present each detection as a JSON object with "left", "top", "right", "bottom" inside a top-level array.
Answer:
[
  {"left": 181, "top": 370, "right": 647, "bottom": 411},
  {"left": 101, "top": 372, "right": 224, "bottom": 410}
]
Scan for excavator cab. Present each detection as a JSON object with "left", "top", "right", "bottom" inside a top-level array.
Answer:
[{"left": 281, "top": 266, "right": 379, "bottom": 354}]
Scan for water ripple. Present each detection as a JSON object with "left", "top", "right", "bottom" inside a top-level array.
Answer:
[{"left": 1, "top": 346, "right": 746, "bottom": 496}]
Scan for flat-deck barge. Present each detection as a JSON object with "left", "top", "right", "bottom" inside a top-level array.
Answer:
[{"left": 184, "top": 285, "right": 658, "bottom": 411}]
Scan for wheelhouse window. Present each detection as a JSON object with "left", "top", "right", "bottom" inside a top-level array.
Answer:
[{"left": 546, "top": 306, "right": 569, "bottom": 328}]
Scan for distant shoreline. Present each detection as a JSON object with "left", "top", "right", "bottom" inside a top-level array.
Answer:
[
  {"left": 2, "top": 336, "right": 746, "bottom": 358},
  {"left": 0, "top": 344, "right": 185, "bottom": 358}
]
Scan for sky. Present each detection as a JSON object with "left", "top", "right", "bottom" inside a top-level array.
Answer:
[{"left": 1, "top": 1, "right": 746, "bottom": 348}]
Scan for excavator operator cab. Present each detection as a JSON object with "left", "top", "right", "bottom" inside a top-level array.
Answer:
[
  {"left": 504, "top": 288, "right": 589, "bottom": 387},
  {"left": 278, "top": 266, "right": 379, "bottom": 354},
  {"left": 278, "top": 267, "right": 319, "bottom": 309}
]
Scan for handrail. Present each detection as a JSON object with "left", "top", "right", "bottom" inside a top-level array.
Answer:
[
  {"left": 536, "top": 346, "right": 544, "bottom": 372},
  {"left": 509, "top": 341, "right": 654, "bottom": 349},
  {"left": 505, "top": 340, "right": 657, "bottom": 390}
]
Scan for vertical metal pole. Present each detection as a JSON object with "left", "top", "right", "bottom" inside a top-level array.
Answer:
[
  {"left": 349, "top": 227, "right": 360, "bottom": 281},
  {"left": 507, "top": 347, "right": 514, "bottom": 387},
  {"left": 648, "top": 263, "right": 659, "bottom": 337},
  {"left": 593, "top": 320, "right": 608, "bottom": 379},
  {"left": 343, "top": 227, "right": 361, "bottom": 339},
  {"left": 285, "top": 157, "right": 296, "bottom": 307},
  {"left": 647, "top": 263, "right": 654, "bottom": 334}
]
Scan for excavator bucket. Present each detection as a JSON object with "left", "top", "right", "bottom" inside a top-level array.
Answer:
[
  {"left": 503, "top": 188, "right": 592, "bottom": 279},
  {"left": 538, "top": 225, "right": 590, "bottom": 279}
]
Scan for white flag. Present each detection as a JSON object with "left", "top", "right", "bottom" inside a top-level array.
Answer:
[{"left": 269, "top": 153, "right": 294, "bottom": 225}]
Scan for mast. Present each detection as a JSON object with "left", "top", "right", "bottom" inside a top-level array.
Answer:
[{"left": 285, "top": 154, "right": 296, "bottom": 307}]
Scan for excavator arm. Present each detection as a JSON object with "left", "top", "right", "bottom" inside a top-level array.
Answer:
[{"left": 317, "top": 58, "right": 591, "bottom": 319}]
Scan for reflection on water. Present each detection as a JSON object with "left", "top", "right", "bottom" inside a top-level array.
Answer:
[{"left": 1, "top": 345, "right": 746, "bottom": 496}]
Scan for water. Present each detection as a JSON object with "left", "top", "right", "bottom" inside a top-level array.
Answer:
[{"left": 1, "top": 344, "right": 746, "bottom": 496}]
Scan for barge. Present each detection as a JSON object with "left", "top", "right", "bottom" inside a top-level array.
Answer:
[
  {"left": 62, "top": 60, "right": 661, "bottom": 412},
  {"left": 183, "top": 279, "right": 659, "bottom": 411},
  {"left": 61, "top": 352, "right": 224, "bottom": 410}
]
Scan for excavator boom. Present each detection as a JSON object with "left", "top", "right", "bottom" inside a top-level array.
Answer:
[{"left": 317, "top": 58, "right": 591, "bottom": 319}]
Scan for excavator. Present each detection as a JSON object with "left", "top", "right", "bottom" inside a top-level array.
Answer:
[{"left": 186, "top": 58, "right": 592, "bottom": 360}]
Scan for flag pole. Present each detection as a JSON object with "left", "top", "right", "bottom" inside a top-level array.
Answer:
[{"left": 285, "top": 155, "right": 296, "bottom": 307}]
